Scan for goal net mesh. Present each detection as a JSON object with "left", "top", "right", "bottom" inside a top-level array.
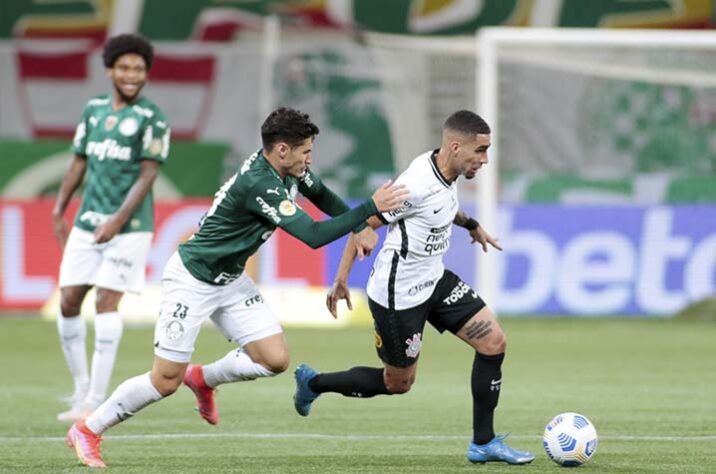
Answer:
[{"left": 364, "top": 31, "right": 716, "bottom": 204}]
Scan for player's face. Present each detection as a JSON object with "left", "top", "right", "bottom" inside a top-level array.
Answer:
[
  {"left": 281, "top": 138, "right": 313, "bottom": 178},
  {"left": 455, "top": 133, "right": 490, "bottom": 180},
  {"left": 107, "top": 53, "right": 147, "bottom": 104}
]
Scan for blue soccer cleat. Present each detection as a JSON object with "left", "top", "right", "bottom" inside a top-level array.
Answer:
[
  {"left": 293, "top": 363, "right": 320, "bottom": 417},
  {"left": 467, "top": 434, "right": 535, "bottom": 465}
]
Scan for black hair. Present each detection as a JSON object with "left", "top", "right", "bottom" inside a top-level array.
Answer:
[
  {"left": 443, "top": 110, "right": 491, "bottom": 136},
  {"left": 261, "top": 107, "right": 320, "bottom": 150},
  {"left": 102, "top": 33, "right": 154, "bottom": 69}
]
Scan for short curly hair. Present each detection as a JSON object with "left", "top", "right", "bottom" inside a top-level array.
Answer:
[
  {"left": 102, "top": 33, "right": 154, "bottom": 69},
  {"left": 261, "top": 107, "right": 320, "bottom": 150}
]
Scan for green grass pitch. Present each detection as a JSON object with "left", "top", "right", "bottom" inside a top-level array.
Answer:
[{"left": 1, "top": 316, "right": 715, "bottom": 473}]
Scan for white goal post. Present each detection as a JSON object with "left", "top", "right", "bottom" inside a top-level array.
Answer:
[{"left": 475, "top": 27, "right": 716, "bottom": 309}]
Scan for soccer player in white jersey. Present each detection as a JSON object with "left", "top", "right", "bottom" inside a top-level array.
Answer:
[
  {"left": 65, "top": 107, "right": 408, "bottom": 468},
  {"left": 53, "top": 34, "right": 170, "bottom": 423},
  {"left": 293, "top": 110, "right": 535, "bottom": 465}
]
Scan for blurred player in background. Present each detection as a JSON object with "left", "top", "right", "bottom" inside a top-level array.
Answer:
[
  {"left": 65, "top": 106, "right": 408, "bottom": 468},
  {"left": 293, "top": 110, "right": 535, "bottom": 465},
  {"left": 53, "top": 34, "right": 170, "bottom": 423}
]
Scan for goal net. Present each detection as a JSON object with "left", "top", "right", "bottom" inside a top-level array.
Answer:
[{"left": 364, "top": 28, "right": 716, "bottom": 307}]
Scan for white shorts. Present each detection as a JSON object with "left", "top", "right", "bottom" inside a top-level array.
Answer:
[
  {"left": 153, "top": 252, "right": 283, "bottom": 363},
  {"left": 58, "top": 227, "right": 153, "bottom": 294}
]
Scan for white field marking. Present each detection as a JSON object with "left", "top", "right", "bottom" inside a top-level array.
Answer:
[{"left": 2, "top": 433, "right": 716, "bottom": 443}]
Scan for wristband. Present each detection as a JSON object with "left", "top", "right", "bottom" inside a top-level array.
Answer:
[{"left": 464, "top": 217, "right": 479, "bottom": 231}]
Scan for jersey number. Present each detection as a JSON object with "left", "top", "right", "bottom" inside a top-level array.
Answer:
[{"left": 172, "top": 303, "right": 189, "bottom": 319}]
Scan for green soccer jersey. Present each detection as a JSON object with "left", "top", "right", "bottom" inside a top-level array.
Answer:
[
  {"left": 71, "top": 94, "right": 170, "bottom": 234},
  {"left": 179, "top": 150, "right": 377, "bottom": 285}
]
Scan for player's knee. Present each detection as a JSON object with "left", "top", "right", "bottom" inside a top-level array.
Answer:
[
  {"left": 384, "top": 370, "right": 415, "bottom": 394},
  {"left": 60, "top": 301, "right": 82, "bottom": 317},
  {"left": 60, "top": 292, "right": 84, "bottom": 316},
  {"left": 483, "top": 331, "right": 507, "bottom": 355},
  {"left": 264, "top": 355, "right": 289, "bottom": 374},
  {"left": 94, "top": 292, "right": 120, "bottom": 313},
  {"left": 385, "top": 378, "right": 413, "bottom": 394},
  {"left": 152, "top": 374, "right": 182, "bottom": 396}
]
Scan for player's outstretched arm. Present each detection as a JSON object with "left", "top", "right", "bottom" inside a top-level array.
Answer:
[
  {"left": 280, "top": 182, "right": 407, "bottom": 249},
  {"left": 453, "top": 210, "right": 502, "bottom": 252},
  {"left": 94, "top": 160, "right": 160, "bottom": 243},
  {"left": 326, "top": 215, "right": 383, "bottom": 318},
  {"left": 52, "top": 154, "right": 87, "bottom": 250}
]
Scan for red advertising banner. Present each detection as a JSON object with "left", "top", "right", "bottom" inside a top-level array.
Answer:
[{"left": 0, "top": 198, "right": 326, "bottom": 311}]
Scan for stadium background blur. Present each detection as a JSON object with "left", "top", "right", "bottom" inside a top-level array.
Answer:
[
  {"left": 0, "top": 2, "right": 715, "bottom": 471},
  {"left": 1, "top": 0, "right": 714, "bottom": 322}
]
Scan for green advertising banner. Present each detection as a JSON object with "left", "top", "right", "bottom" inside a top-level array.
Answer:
[{"left": 0, "top": 139, "right": 229, "bottom": 198}]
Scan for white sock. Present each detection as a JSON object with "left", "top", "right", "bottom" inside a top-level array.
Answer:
[
  {"left": 203, "top": 349, "right": 275, "bottom": 387},
  {"left": 85, "top": 372, "right": 162, "bottom": 434},
  {"left": 86, "top": 312, "right": 123, "bottom": 405},
  {"left": 57, "top": 313, "right": 89, "bottom": 396}
]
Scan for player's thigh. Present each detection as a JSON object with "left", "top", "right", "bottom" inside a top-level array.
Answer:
[
  {"left": 455, "top": 306, "right": 506, "bottom": 355},
  {"left": 426, "top": 270, "right": 504, "bottom": 353},
  {"left": 96, "top": 231, "right": 152, "bottom": 294},
  {"left": 59, "top": 227, "right": 102, "bottom": 288},
  {"left": 154, "top": 253, "right": 219, "bottom": 363},
  {"left": 211, "top": 275, "right": 285, "bottom": 367},
  {"left": 369, "top": 298, "right": 429, "bottom": 368}
]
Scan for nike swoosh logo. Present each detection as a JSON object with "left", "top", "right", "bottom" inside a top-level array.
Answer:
[
  {"left": 433, "top": 207, "right": 443, "bottom": 214},
  {"left": 490, "top": 379, "right": 502, "bottom": 385}
]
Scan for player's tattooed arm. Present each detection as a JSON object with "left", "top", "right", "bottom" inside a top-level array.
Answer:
[
  {"left": 453, "top": 210, "right": 478, "bottom": 229},
  {"left": 454, "top": 210, "right": 502, "bottom": 253}
]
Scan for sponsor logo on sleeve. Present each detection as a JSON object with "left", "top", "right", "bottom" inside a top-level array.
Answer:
[
  {"left": 279, "top": 200, "right": 297, "bottom": 216},
  {"left": 149, "top": 138, "right": 163, "bottom": 155},
  {"left": 255, "top": 196, "right": 281, "bottom": 224},
  {"left": 387, "top": 200, "right": 413, "bottom": 218}
]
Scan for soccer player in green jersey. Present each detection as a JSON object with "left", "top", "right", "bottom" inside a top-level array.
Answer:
[
  {"left": 53, "top": 34, "right": 170, "bottom": 423},
  {"left": 65, "top": 106, "right": 408, "bottom": 468}
]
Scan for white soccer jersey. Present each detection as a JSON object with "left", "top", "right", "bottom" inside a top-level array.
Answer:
[{"left": 367, "top": 150, "right": 459, "bottom": 310}]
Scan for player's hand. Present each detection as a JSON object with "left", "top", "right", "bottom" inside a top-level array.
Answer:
[
  {"left": 94, "top": 216, "right": 123, "bottom": 244},
  {"left": 469, "top": 225, "right": 502, "bottom": 253},
  {"left": 371, "top": 180, "right": 409, "bottom": 213},
  {"left": 52, "top": 213, "right": 70, "bottom": 250},
  {"left": 353, "top": 227, "right": 378, "bottom": 261},
  {"left": 326, "top": 280, "right": 352, "bottom": 319}
]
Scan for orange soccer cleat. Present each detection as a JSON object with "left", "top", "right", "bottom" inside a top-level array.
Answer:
[
  {"left": 66, "top": 421, "right": 106, "bottom": 468},
  {"left": 183, "top": 364, "right": 219, "bottom": 425}
]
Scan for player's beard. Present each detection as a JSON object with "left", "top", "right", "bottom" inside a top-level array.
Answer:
[{"left": 113, "top": 81, "right": 144, "bottom": 104}]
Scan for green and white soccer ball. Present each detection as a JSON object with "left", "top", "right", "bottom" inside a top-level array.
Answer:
[{"left": 543, "top": 412, "right": 598, "bottom": 466}]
